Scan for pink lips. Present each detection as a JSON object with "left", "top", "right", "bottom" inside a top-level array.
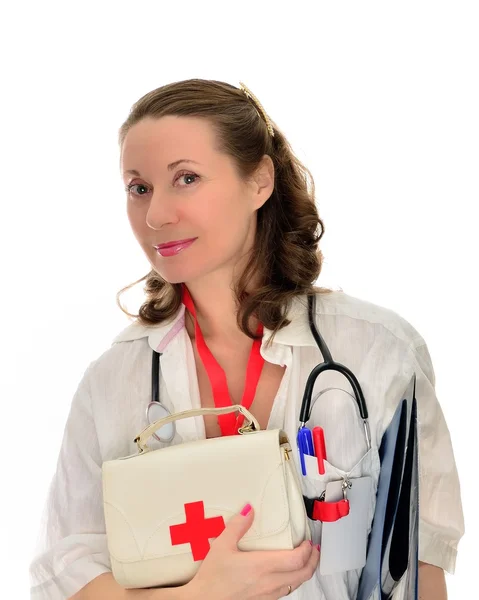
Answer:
[{"left": 155, "top": 238, "right": 197, "bottom": 257}]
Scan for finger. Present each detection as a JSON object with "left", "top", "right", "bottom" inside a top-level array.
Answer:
[
  {"left": 241, "top": 539, "right": 313, "bottom": 576},
  {"left": 216, "top": 503, "right": 255, "bottom": 550},
  {"left": 266, "top": 540, "right": 315, "bottom": 573},
  {"left": 266, "top": 543, "right": 320, "bottom": 595}
]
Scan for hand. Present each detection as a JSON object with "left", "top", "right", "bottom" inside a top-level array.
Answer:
[{"left": 182, "top": 503, "right": 320, "bottom": 600}]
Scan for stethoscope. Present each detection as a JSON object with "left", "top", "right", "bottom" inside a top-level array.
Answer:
[{"left": 147, "top": 294, "right": 371, "bottom": 449}]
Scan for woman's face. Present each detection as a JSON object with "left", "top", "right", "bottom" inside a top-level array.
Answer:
[{"left": 120, "top": 115, "right": 274, "bottom": 286}]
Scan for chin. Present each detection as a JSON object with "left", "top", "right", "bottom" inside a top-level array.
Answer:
[
  {"left": 150, "top": 269, "right": 186, "bottom": 285},
  {"left": 156, "top": 266, "right": 218, "bottom": 287},
  {"left": 151, "top": 264, "right": 198, "bottom": 285},
  {"left": 149, "top": 250, "right": 229, "bottom": 286}
]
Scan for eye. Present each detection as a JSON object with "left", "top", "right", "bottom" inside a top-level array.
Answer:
[
  {"left": 174, "top": 171, "right": 199, "bottom": 187},
  {"left": 124, "top": 182, "right": 149, "bottom": 196}
]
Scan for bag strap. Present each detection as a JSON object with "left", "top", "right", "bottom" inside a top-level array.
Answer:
[{"left": 135, "top": 405, "right": 261, "bottom": 452}]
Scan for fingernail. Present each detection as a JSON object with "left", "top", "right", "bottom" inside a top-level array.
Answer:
[
  {"left": 309, "top": 540, "right": 313, "bottom": 546},
  {"left": 240, "top": 503, "right": 252, "bottom": 516},
  {"left": 316, "top": 544, "right": 321, "bottom": 551}
]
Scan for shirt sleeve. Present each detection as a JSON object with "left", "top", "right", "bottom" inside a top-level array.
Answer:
[
  {"left": 411, "top": 340, "right": 465, "bottom": 574},
  {"left": 29, "top": 362, "right": 111, "bottom": 600}
]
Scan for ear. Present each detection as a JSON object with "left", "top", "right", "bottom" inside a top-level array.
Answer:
[{"left": 250, "top": 154, "right": 275, "bottom": 211}]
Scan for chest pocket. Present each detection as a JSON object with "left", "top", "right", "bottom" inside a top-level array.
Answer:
[{"left": 300, "top": 445, "right": 381, "bottom": 547}]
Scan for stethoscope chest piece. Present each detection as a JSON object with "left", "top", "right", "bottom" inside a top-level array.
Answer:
[{"left": 146, "top": 401, "right": 175, "bottom": 443}]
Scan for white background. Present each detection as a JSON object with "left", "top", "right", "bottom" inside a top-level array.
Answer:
[{"left": 1, "top": 1, "right": 477, "bottom": 598}]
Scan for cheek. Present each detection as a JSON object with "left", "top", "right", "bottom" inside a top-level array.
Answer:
[
  {"left": 126, "top": 203, "right": 141, "bottom": 231},
  {"left": 126, "top": 206, "right": 154, "bottom": 252},
  {"left": 205, "top": 209, "right": 249, "bottom": 249},
  {"left": 126, "top": 209, "right": 143, "bottom": 241},
  {"left": 206, "top": 195, "right": 249, "bottom": 232}
]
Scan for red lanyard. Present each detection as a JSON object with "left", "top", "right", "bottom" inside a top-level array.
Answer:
[{"left": 181, "top": 284, "right": 265, "bottom": 436}]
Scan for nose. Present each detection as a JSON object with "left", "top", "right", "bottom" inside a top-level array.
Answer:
[{"left": 145, "top": 192, "right": 180, "bottom": 230}]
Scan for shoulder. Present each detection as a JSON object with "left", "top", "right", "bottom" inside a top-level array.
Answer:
[
  {"left": 315, "top": 289, "right": 427, "bottom": 349},
  {"left": 84, "top": 322, "right": 155, "bottom": 385},
  {"left": 86, "top": 309, "right": 183, "bottom": 381},
  {"left": 111, "top": 320, "right": 152, "bottom": 344}
]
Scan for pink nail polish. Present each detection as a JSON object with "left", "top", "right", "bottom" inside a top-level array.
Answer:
[
  {"left": 309, "top": 540, "right": 313, "bottom": 546},
  {"left": 316, "top": 544, "right": 321, "bottom": 551},
  {"left": 240, "top": 503, "right": 252, "bottom": 516}
]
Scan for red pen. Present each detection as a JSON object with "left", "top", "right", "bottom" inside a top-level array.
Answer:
[{"left": 312, "top": 426, "right": 327, "bottom": 475}]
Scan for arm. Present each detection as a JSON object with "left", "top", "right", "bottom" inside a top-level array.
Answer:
[
  {"left": 30, "top": 363, "right": 114, "bottom": 599},
  {"left": 410, "top": 341, "right": 464, "bottom": 574},
  {"left": 418, "top": 561, "right": 447, "bottom": 600},
  {"left": 387, "top": 338, "right": 464, "bottom": 600},
  {"left": 69, "top": 572, "right": 190, "bottom": 600}
]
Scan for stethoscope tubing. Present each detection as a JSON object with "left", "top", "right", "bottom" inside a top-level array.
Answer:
[
  {"left": 148, "top": 293, "right": 371, "bottom": 450},
  {"left": 301, "top": 294, "right": 371, "bottom": 450},
  {"left": 147, "top": 346, "right": 176, "bottom": 443}
]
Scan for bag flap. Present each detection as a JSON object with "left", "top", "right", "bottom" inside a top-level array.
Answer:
[{"left": 102, "top": 429, "right": 292, "bottom": 562}]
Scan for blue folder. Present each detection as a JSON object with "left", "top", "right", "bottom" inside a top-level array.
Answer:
[{"left": 357, "top": 373, "right": 419, "bottom": 600}]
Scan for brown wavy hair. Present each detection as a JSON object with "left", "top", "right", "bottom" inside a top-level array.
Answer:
[{"left": 116, "top": 79, "right": 336, "bottom": 349}]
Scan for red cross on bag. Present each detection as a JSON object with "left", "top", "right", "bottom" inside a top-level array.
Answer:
[{"left": 169, "top": 500, "right": 226, "bottom": 561}]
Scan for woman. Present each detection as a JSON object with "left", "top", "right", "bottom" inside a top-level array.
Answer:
[{"left": 29, "top": 79, "right": 464, "bottom": 600}]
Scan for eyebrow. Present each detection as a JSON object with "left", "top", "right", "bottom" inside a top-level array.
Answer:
[{"left": 124, "top": 159, "right": 201, "bottom": 176}]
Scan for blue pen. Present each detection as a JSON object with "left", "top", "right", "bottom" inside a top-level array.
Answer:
[{"left": 297, "top": 427, "right": 315, "bottom": 476}]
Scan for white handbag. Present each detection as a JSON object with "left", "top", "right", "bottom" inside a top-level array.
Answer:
[{"left": 102, "top": 404, "right": 312, "bottom": 589}]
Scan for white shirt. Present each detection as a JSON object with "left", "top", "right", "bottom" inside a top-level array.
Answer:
[{"left": 29, "top": 290, "right": 464, "bottom": 600}]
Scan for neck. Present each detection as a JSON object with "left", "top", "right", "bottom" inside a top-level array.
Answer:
[{"left": 182, "top": 281, "right": 259, "bottom": 344}]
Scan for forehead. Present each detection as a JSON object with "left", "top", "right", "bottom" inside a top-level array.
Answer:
[{"left": 121, "top": 116, "right": 219, "bottom": 171}]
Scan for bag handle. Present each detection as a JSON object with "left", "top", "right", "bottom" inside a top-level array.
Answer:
[{"left": 134, "top": 404, "right": 261, "bottom": 453}]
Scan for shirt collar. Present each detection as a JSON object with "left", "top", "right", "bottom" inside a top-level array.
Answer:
[{"left": 112, "top": 293, "right": 321, "bottom": 352}]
